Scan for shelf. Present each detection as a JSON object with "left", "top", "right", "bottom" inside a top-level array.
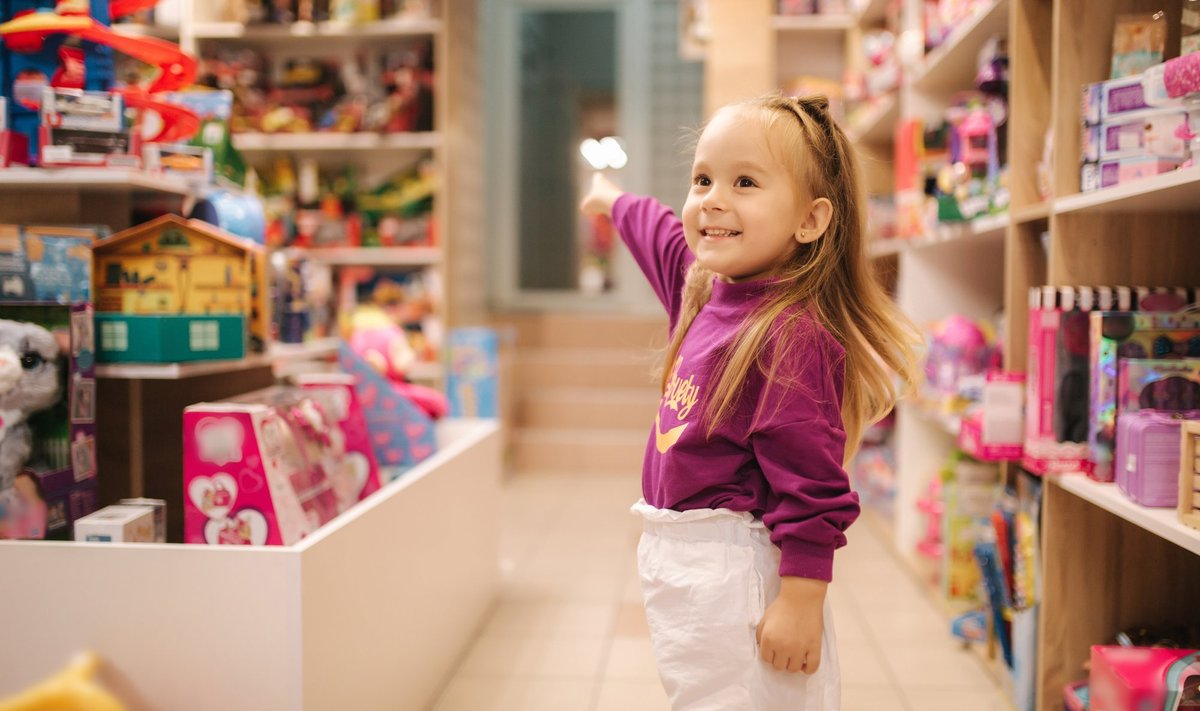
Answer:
[
  {"left": 232, "top": 132, "right": 441, "bottom": 153},
  {"left": 911, "top": 0, "right": 1010, "bottom": 95},
  {"left": 95, "top": 338, "right": 341, "bottom": 380},
  {"left": 1012, "top": 202, "right": 1051, "bottom": 224},
  {"left": 0, "top": 168, "right": 191, "bottom": 196},
  {"left": 191, "top": 16, "right": 443, "bottom": 40},
  {"left": 298, "top": 246, "right": 440, "bottom": 266},
  {"left": 770, "top": 13, "right": 855, "bottom": 34},
  {"left": 1054, "top": 474, "right": 1200, "bottom": 557},
  {"left": 846, "top": 93, "right": 898, "bottom": 145},
  {"left": 853, "top": 0, "right": 890, "bottom": 27},
  {"left": 868, "top": 213, "right": 1009, "bottom": 258},
  {"left": 111, "top": 22, "right": 180, "bottom": 39},
  {"left": 1053, "top": 167, "right": 1200, "bottom": 215}
]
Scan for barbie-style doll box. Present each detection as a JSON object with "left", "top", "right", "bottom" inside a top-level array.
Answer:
[{"left": 182, "top": 387, "right": 375, "bottom": 546}]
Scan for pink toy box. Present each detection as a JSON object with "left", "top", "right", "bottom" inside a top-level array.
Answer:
[
  {"left": 1090, "top": 646, "right": 1199, "bottom": 711},
  {"left": 294, "top": 372, "right": 382, "bottom": 504},
  {"left": 958, "top": 371, "right": 1025, "bottom": 461},
  {"left": 1114, "top": 409, "right": 1199, "bottom": 507},
  {"left": 183, "top": 387, "right": 372, "bottom": 546}
]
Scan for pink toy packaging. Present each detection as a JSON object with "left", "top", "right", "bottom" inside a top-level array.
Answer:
[
  {"left": 1118, "top": 358, "right": 1200, "bottom": 413},
  {"left": 294, "top": 373, "right": 382, "bottom": 504},
  {"left": 1090, "top": 646, "right": 1199, "bottom": 711},
  {"left": 958, "top": 370, "right": 1025, "bottom": 461},
  {"left": 1114, "top": 409, "right": 1199, "bottom": 507},
  {"left": 183, "top": 389, "right": 353, "bottom": 546},
  {"left": 1088, "top": 309, "right": 1200, "bottom": 482}
]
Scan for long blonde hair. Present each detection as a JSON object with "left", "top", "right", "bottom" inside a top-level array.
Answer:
[{"left": 661, "top": 93, "right": 922, "bottom": 462}]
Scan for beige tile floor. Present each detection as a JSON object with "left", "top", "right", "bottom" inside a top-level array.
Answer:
[{"left": 431, "top": 472, "right": 1014, "bottom": 711}]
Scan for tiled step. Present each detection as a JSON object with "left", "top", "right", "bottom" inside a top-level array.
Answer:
[
  {"left": 496, "top": 313, "right": 668, "bottom": 350},
  {"left": 515, "top": 347, "right": 662, "bottom": 390},
  {"left": 518, "top": 387, "right": 661, "bottom": 430},
  {"left": 512, "top": 428, "right": 649, "bottom": 475}
]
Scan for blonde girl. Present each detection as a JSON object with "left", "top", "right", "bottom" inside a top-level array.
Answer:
[{"left": 579, "top": 93, "right": 921, "bottom": 710}]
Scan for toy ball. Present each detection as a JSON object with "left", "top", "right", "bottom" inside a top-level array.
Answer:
[{"left": 190, "top": 190, "right": 266, "bottom": 244}]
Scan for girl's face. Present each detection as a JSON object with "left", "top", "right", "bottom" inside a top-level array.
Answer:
[{"left": 682, "top": 108, "right": 808, "bottom": 283}]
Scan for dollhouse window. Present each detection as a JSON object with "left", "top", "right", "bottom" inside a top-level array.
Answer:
[
  {"left": 100, "top": 322, "right": 128, "bottom": 353},
  {"left": 189, "top": 321, "right": 220, "bottom": 352}
]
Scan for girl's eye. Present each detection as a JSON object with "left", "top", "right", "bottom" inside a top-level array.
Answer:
[
  {"left": 693, "top": 175, "right": 711, "bottom": 187},
  {"left": 736, "top": 177, "right": 757, "bottom": 188},
  {"left": 20, "top": 352, "right": 44, "bottom": 370}
]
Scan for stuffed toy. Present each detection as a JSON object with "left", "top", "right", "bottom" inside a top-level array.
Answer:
[
  {"left": 347, "top": 304, "right": 448, "bottom": 420},
  {"left": 0, "top": 320, "right": 62, "bottom": 524}
]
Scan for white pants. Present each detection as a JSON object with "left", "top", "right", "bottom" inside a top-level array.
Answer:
[{"left": 633, "top": 500, "right": 840, "bottom": 711}]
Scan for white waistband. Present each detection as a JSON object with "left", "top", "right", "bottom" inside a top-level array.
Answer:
[{"left": 631, "top": 499, "right": 768, "bottom": 545}]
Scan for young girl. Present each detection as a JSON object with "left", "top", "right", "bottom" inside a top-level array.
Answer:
[{"left": 580, "top": 93, "right": 921, "bottom": 710}]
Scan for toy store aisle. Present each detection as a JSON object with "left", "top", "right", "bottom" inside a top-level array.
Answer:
[{"left": 428, "top": 471, "right": 1014, "bottom": 711}]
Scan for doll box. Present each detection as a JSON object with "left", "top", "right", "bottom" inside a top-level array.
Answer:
[
  {"left": 183, "top": 396, "right": 343, "bottom": 547},
  {"left": 1090, "top": 646, "right": 1199, "bottom": 711},
  {"left": 294, "top": 373, "right": 383, "bottom": 504},
  {"left": 1180, "top": 420, "right": 1200, "bottom": 532},
  {"left": 1088, "top": 311, "right": 1200, "bottom": 482},
  {"left": 1117, "top": 358, "right": 1200, "bottom": 413},
  {"left": 96, "top": 313, "right": 246, "bottom": 363}
]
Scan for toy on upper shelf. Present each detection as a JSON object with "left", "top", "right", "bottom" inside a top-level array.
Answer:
[
  {"left": 90, "top": 215, "right": 269, "bottom": 362},
  {"left": 0, "top": 0, "right": 201, "bottom": 165},
  {"left": 222, "top": 0, "right": 433, "bottom": 25}
]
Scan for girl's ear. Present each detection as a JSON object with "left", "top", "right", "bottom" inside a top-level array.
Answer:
[{"left": 795, "top": 197, "right": 834, "bottom": 244}]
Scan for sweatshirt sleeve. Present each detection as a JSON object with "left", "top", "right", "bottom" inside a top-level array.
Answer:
[
  {"left": 611, "top": 193, "right": 694, "bottom": 327},
  {"left": 750, "top": 323, "right": 861, "bottom": 582}
]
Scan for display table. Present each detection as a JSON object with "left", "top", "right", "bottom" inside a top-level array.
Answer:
[{"left": 0, "top": 418, "right": 501, "bottom": 711}]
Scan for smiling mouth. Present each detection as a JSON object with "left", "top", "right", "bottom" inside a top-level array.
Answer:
[{"left": 701, "top": 228, "right": 741, "bottom": 238}]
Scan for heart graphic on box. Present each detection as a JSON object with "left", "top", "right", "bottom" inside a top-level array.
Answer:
[
  {"left": 188, "top": 473, "right": 238, "bottom": 521},
  {"left": 204, "top": 508, "right": 269, "bottom": 546}
]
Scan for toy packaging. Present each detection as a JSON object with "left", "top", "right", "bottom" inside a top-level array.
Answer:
[
  {"left": 958, "top": 370, "right": 1025, "bottom": 461},
  {"left": 73, "top": 503, "right": 156, "bottom": 543},
  {"left": 119, "top": 497, "right": 167, "bottom": 542},
  {"left": 1118, "top": 358, "right": 1200, "bottom": 413},
  {"left": 1081, "top": 109, "right": 1190, "bottom": 162},
  {"left": 446, "top": 327, "right": 499, "bottom": 419},
  {"left": 1110, "top": 13, "right": 1167, "bottom": 79},
  {"left": 0, "top": 303, "right": 99, "bottom": 541},
  {"left": 1089, "top": 310, "right": 1200, "bottom": 481},
  {"left": 1114, "top": 409, "right": 1198, "bottom": 507},
  {"left": 1090, "top": 647, "right": 1199, "bottom": 711},
  {"left": 38, "top": 88, "right": 139, "bottom": 168},
  {"left": 183, "top": 388, "right": 350, "bottom": 546},
  {"left": 294, "top": 372, "right": 383, "bottom": 505},
  {"left": 337, "top": 342, "right": 436, "bottom": 481},
  {"left": 0, "top": 224, "right": 100, "bottom": 304}
]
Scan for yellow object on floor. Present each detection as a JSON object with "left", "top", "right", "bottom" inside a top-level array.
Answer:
[{"left": 0, "top": 652, "right": 126, "bottom": 711}]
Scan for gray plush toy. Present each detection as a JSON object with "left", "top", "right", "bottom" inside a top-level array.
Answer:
[{"left": 0, "top": 320, "right": 62, "bottom": 494}]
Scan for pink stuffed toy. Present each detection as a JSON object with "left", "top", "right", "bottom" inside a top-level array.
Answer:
[{"left": 347, "top": 305, "right": 448, "bottom": 420}]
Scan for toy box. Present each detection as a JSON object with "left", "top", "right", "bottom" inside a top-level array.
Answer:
[
  {"left": 38, "top": 88, "right": 139, "bottom": 168},
  {"left": 95, "top": 313, "right": 245, "bottom": 363},
  {"left": 183, "top": 388, "right": 353, "bottom": 546},
  {"left": 1082, "top": 74, "right": 1183, "bottom": 125},
  {"left": 0, "top": 223, "right": 100, "bottom": 304},
  {"left": 92, "top": 215, "right": 269, "bottom": 357},
  {"left": 1114, "top": 409, "right": 1198, "bottom": 507},
  {"left": 958, "top": 370, "right": 1024, "bottom": 461},
  {"left": 1118, "top": 358, "right": 1200, "bottom": 413},
  {"left": 337, "top": 343, "right": 436, "bottom": 481},
  {"left": 143, "top": 143, "right": 213, "bottom": 185},
  {"left": 73, "top": 504, "right": 156, "bottom": 543},
  {"left": 0, "top": 303, "right": 99, "bottom": 540},
  {"left": 1090, "top": 646, "right": 1199, "bottom": 711},
  {"left": 1089, "top": 310, "right": 1200, "bottom": 482},
  {"left": 0, "top": 97, "right": 30, "bottom": 166},
  {"left": 294, "top": 372, "right": 382, "bottom": 506},
  {"left": 1081, "top": 156, "right": 1184, "bottom": 193},
  {"left": 446, "top": 327, "right": 499, "bottom": 419},
  {"left": 1081, "top": 110, "right": 1190, "bottom": 162},
  {"left": 1024, "top": 287, "right": 1094, "bottom": 474}
]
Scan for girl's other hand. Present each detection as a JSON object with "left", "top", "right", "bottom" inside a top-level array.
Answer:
[
  {"left": 579, "top": 172, "right": 624, "bottom": 218},
  {"left": 755, "top": 577, "right": 827, "bottom": 674}
]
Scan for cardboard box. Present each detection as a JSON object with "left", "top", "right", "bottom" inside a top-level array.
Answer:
[
  {"left": 74, "top": 504, "right": 156, "bottom": 543},
  {"left": 96, "top": 313, "right": 246, "bottom": 363}
]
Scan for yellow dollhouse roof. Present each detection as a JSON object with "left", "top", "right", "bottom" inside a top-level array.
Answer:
[{"left": 92, "top": 214, "right": 264, "bottom": 256}]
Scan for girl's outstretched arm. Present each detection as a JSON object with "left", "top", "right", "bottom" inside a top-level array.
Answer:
[{"left": 579, "top": 172, "right": 625, "bottom": 218}]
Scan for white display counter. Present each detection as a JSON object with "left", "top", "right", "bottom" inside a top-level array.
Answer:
[{"left": 0, "top": 419, "right": 502, "bottom": 711}]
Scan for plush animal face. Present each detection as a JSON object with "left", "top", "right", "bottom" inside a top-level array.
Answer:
[{"left": 0, "top": 320, "right": 61, "bottom": 417}]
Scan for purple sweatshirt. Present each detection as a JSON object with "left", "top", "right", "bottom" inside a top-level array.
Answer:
[{"left": 614, "top": 194, "right": 860, "bottom": 582}]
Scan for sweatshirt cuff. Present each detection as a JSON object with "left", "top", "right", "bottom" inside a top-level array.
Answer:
[
  {"left": 778, "top": 539, "right": 835, "bottom": 582},
  {"left": 611, "top": 192, "right": 635, "bottom": 223}
]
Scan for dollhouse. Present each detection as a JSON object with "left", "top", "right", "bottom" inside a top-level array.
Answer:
[{"left": 91, "top": 215, "right": 267, "bottom": 362}]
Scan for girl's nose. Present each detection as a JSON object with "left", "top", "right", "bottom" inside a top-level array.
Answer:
[{"left": 701, "top": 186, "right": 726, "bottom": 211}]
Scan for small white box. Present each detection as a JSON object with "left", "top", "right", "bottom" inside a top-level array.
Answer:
[{"left": 74, "top": 505, "right": 157, "bottom": 543}]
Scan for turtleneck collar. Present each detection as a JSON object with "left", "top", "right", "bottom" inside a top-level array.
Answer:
[{"left": 709, "top": 275, "right": 774, "bottom": 308}]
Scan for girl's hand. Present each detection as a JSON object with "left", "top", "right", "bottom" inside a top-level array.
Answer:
[
  {"left": 579, "top": 172, "right": 624, "bottom": 218},
  {"left": 755, "top": 577, "right": 827, "bottom": 673}
]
